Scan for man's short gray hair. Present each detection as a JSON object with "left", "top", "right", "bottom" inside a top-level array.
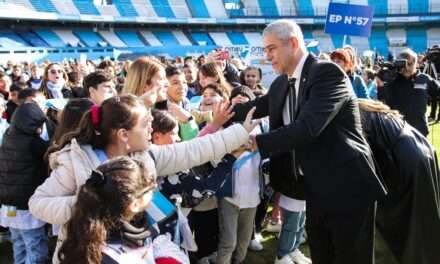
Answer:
[{"left": 263, "top": 19, "right": 306, "bottom": 48}]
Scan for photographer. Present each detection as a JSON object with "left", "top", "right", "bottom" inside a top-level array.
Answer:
[
  {"left": 424, "top": 47, "right": 440, "bottom": 122},
  {"left": 384, "top": 48, "right": 440, "bottom": 136}
]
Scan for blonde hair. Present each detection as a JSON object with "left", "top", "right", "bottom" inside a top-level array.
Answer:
[
  {"left": 357, "top": 99, "right": 402, "bottom": 118},
  {"left": 122, "top": 57, "right": 163, "bottom": 96}
]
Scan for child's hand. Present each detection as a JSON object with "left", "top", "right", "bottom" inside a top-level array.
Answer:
[
  {"left": 167, "top": 102, "right": 192, "bottom": 123},
  {"left": 140, "top": 88, "right": 159, "bottom": 107},
  {"left": 211, "top": 100, "right": 235, "bottom": 129}
]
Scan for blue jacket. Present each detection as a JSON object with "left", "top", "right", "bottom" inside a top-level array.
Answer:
[{"left": 350, "top": 73, "right": 369, "bottom": 99}]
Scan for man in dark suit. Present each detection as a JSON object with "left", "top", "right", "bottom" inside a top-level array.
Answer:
[{"left": 232, "top": 20, "right": 387, "bottom": 264}]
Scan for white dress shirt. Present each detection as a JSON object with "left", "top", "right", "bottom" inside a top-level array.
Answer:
[{"left": 280, "top": 53, "right": 309, "bottom": 212}]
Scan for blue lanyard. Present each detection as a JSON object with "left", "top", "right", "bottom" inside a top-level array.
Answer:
[
  {"left": 94, "top": 148, "right": 108, "bottom": 163},
  {"left": 233, "top": 152, "right": 259, "bottom": 172}
]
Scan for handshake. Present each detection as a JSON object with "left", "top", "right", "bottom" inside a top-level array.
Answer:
[{"left": 231, "top": 135, "right": 259, "bottom": 158}]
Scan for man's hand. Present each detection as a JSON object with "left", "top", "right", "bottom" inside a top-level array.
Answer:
[{"left": 248, "top": 135, "right": 259, "bottom": 152}]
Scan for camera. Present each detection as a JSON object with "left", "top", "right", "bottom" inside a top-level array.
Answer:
[
  {"left": 426, "top": 46, "right": 440, "bottom": 64},
  {"left": 377, "top": 59, "right": 408, "bottom": 83}
]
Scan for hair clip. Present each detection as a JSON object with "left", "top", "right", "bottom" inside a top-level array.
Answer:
[
  {"left": 87, "top": 169, "right": 107, "bottom": 188},
  {"left": 91, "top": 105, "right": 101, "bottom": 130}
]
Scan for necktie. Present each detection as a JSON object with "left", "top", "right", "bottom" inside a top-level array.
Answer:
[
  {"left": 288, "top": 78, "right": 298, "bottom": 180},
  {"left": 288, "top": 78, "right": 297, "bottom": 117}
]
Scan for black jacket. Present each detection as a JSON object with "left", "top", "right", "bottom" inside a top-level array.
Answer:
[
  {"left": 232, "top": 55, "right": 387, "bottom": 211},
  {"left": 0, "top": 102, "right": 50, "bottom": 209},
  {"left": 360, "top": 110, "right": 440, "bottom": 264},
  {"left": 223, "top": 62, "right": 241, "bottom": 86},
  {"left": 385, "top": 71, "right": 440, "bottom": 136}
]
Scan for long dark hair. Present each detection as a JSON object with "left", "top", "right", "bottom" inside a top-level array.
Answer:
[
  {"left": 58, "top": 156, "right": 156, "bottom": 264},
  {"left": 52, "top": 99, "right": 94, "bottom": 145},
  {"left": 46, "top": 98, "right": 94, "bottom": 161},
  {"left": 52, "top": 94, "right": 144, "bottom": 153}
]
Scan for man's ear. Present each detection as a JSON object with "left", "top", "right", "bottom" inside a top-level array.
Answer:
[{"left": 289, "top": 36, "right": 299, "bottom": 50}]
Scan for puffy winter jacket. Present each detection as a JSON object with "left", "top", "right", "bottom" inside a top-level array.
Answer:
[{"left": 0, "top": 102, "right": 49, "bottom": 209}]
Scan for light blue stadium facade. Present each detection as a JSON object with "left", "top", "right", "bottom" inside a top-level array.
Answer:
[{"left": 0, "top": 0, "right": 438, "bottom": 62}]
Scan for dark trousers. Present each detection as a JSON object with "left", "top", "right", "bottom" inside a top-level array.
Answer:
[
  {"left": 430, "top": 98, "right": 440, "bottom": 120},
  {"left": 306, "top": 202, "right": 376, "bottom": 264},
  {"left": 188, "top": 208, "right": 219, "bottom": 260}
]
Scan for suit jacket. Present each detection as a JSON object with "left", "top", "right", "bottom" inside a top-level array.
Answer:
[{"left": 232, "top": 54, "right": 387, "bottom": 211}]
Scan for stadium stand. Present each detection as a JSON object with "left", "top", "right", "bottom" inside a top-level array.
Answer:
[
  {"left": 186, "top": 0, "right": 210, "bottom": 18},
  {"left": 227, "top": 32, "right": 249, "bottom": 45},
  {"left": 190, "top": 32, "right": 215, "bottom": 46},
  {"left": 139, "top": 30, "right": 163, "bottom": 46},
  {"left": 0, "top": 0, "right": 437, "bottom": 62},
  {"left": 74, "top": 30, "right": 107, "bottom": 47},
  {"left": 72, "top": 0, "right": 100, "bottom": 15},
  {"left": 407, "top": 26, "right": 428, "bottom": 53},
  {"left": 28, "top": 0, "right": 57, "bottom": 13},
  {"left": 115, "top": 30, "right": 146, "bottom": 47},
  {"left": 150, "top": 0, "right": 175, "bottom": 18},
  {"left": 154, "top": 31, "right": 180, "bottom": 45},
  {"left": 35, "top": 29, "right": 66, "bottom": 47}
]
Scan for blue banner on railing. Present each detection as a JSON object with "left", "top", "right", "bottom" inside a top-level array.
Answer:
[{"left": 324, "top": 3, "right": 374, "bottom": 37}]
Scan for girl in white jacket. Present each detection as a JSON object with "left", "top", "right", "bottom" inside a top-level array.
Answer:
[
  {"left": 58, "top": 156, "right": 188, "bottom": 264},
  {"left": 28, "top": 94, "right": 257, "bottom": 263}
]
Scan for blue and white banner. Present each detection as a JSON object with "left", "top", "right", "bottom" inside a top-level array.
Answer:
[
  {"left": 145, "top": 191, "right": 176, "bottom": 225},
  {"left": 325, "top": 3, "right": 374, "bottom": 37}
]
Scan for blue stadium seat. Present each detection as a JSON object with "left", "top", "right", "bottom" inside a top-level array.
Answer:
[
  {"left": 154, "top": 31, "right": 180, "bottom": 45},
  {"left": 258, "top": 0, "right": 279, "bottom": 17},
  {"left": 29, "top": 0, "right": 57, "bottom": 13},
  {"left": 35, "top": 30, "right": 66, "bottom": 47},
  {"left": 228, "top": 8, "right": 245, "bottom": 17},
  {"left": 72, "top": 0, "right": 100, "bottom": 15},
  {"left": 74, "top": 30, "right": 106, "bottom": 47},
  {"left": 408, "top": 0, "right": 429, "bottom": 14},
  {"left": 150, "top": 0, "right": 176, "bottom": 18},
  {"left": 0, "top": 30, "right": 29, "bottom": 47},
  {"left": 407, "top": 27, "right": 427, "bottom": 53},
  {"left": 116, "top": 30, "right": 146, "bottom": 47},
  {"left": 17, "top": 31, "right": 50, "bottom": 47},
  {"left": 113, "top": 0, "right": 138, "bottom": 17},
  {"left": 190, "top": 32, "right": 215, "bottom": 45},
  {"left": 296, "top": 0, "right": 314, "bottom": 16},
  {"left": 368, "top": 0, "right": 388, "bottom": 16},
  {"left": 369, "top": 28, "right": 388, "bottom": 56},
  {"left": 186, "top": 0, "right": 210, "bottom": 18},
  {"left": 227, "top": 32, "right": 249, "bottom": 45}
]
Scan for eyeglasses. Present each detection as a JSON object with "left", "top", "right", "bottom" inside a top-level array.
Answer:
[{"left": 49, "top": 69, "right": 63, "bottom": 75}]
